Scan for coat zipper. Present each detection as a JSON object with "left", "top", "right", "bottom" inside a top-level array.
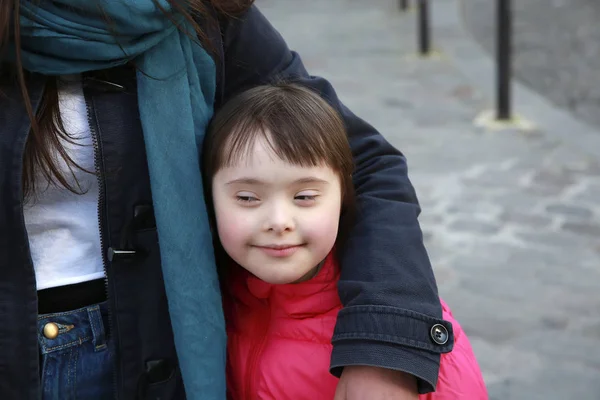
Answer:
[
  {"left": 84, "top": 89, "right": 119, "bottom": 400},
  {"left": 245, "top": 302, "right": 270, "bottom": 400}
]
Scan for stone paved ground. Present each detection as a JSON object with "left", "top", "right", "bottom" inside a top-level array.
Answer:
[
  {"left": 257, "top": 0, "right": 600, "bottom": 398},
  {"left": 463, "top": 0, "right": 600, "bottom": 129}
]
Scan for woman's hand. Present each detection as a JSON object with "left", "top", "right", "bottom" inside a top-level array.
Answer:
[{"left": 334, "top": 366, "right": 419, "bottom": 400}]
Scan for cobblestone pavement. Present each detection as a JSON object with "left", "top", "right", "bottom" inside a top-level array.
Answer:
[
  {"left": 463, "top": 0, "right": 600, "bottom": 129},
  {"left": 257, "top": 0, "right": 600, "bottom": 399}
]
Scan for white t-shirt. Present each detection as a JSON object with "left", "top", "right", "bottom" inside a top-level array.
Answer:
[{"left": 23, "top": 75, "right": 105, "bottom": 290}]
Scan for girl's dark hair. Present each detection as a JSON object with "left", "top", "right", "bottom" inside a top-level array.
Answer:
[
  {"left": 0, "top": 0, "right": 253, "bottom": 199},
  {"left": 204, "top": 83, "right": 355, "bottom": 211},
  {"left": 203, "top": 83, "right": 356, "bottom": 265}
]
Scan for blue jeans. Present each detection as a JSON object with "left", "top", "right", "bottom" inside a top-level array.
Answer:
[{"left": 38, "top": 301, "right": 114, "bottom": 399}]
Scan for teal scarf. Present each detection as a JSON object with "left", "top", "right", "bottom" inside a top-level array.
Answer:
[{"left": 11, "top": 1, "right": 225, "bottom": 398}]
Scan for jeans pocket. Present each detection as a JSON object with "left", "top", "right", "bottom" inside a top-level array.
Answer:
[{"left": 39, "top": 302, "right": 113, "bottom": 400}]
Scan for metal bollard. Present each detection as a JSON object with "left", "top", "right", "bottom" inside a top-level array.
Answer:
[
  {"left": 418, "top": 0, "right": 430, "bottom": 55},
  {"left": 496, "top": 0, "right": 512, "bottom": 120},
  {"left": 399, "top": 0, "right": 409, "bottom": 11}
]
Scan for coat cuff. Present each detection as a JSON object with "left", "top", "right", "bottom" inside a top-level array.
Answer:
[
  {"left": 329, "top": 305, "right": 454, "bottom": 394},
  {"left": 330, "top": 341, "right": 438, "bottom": 394}
]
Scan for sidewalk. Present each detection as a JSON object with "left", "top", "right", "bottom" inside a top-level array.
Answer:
[
  {"left": 463, "top": 0, "right": 600, "bottom": 129},
  {"left": 258, "top": 0, "right": 600, "bottom": 398}
]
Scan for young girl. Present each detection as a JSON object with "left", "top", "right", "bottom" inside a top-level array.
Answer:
[{"left": 204, "top": 83, "right": 489, "bottom": 399}]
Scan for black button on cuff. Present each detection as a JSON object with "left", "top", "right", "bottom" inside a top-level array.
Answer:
[{"left": 430, "top": 323, "right": 449, "bottom": 345}]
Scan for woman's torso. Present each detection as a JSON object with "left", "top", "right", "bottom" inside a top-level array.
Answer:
[
  {"left": 23, "top": 74, "right": 105, "bottom": 290},
  {"left": 0, "top": 67, "right": 184, "bottom": 399}
]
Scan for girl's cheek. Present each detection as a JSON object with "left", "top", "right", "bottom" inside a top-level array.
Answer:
[
  {"left": 217, "top": 214, "right": 244, "bottom": 247},
  {"left": 214, "top": 202, "right": 240, "bottom": 244},
  {"left": 303, "top": 213, "right": 340, "bottom": 242}
]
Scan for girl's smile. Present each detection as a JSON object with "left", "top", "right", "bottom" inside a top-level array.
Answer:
[{"left": 251, "top": 244, "right": 306, "bottom": 258}]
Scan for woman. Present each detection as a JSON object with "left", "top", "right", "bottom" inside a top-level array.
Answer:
[{"left": 0, "top": 0, "right": 453, "bottom": 399}]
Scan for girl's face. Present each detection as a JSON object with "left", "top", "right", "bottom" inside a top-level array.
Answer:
[{"left": 211, "top": 133, "right": 342, "bottom": 284}]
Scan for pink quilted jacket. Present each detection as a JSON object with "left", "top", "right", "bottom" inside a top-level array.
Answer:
[{"left": 225, "top": 253, "right": 488, "bottom": 399}]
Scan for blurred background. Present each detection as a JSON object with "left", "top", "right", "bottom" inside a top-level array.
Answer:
[
  {"left": 465, "top": 0, "right": 600, "bottom": 128},
  {"left": 257, "top": 0, "right": 600, "bottom": 399}
]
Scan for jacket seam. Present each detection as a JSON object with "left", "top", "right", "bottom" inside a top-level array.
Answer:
[
  {"left": 41, "top": 336, "right": 93, "bottom": 353},
  {"left": 337, "top": 305, "right": 448, "bottom": 323},
  {"left": 332, "top": 332, "right": 453, "bottom": 353}
]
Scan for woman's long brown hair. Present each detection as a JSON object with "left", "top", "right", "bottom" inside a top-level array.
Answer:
[{"left": 0, "top": 0, "right": 253, "bottom": 199}]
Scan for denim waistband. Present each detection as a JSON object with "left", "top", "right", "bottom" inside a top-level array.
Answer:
[{"left": 38, "top": 301, "right": 109, "bottom": 355}]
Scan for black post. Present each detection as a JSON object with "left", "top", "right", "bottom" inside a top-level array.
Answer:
[
  {"left": 496, "top": 0, "right": 512, "bottom": 120},
  {"left": 418, "top": 0, "right": 430, "bottom": 55},
  {"left": 399, "top": 0, "right": 409, "bottom": 11}
]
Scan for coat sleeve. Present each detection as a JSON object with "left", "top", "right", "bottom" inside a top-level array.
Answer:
[{"left": 216, "top": 5, "right": 454, "bottom": 393}]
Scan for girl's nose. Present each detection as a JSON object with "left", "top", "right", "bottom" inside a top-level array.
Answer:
[{"left": 263, "top": 203, "right": 295, "bottom": 234}]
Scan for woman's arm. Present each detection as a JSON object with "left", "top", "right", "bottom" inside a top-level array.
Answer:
[{"left": 216, "top": 5, "right": 454, "bottom": 393}]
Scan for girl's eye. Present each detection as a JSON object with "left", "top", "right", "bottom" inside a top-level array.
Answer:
[
  {"left": 295, "top": 192, "right": 319, "bottom": 204},
  {"left": 236, "top": 194, "right": 259, "bottom": 204}
]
